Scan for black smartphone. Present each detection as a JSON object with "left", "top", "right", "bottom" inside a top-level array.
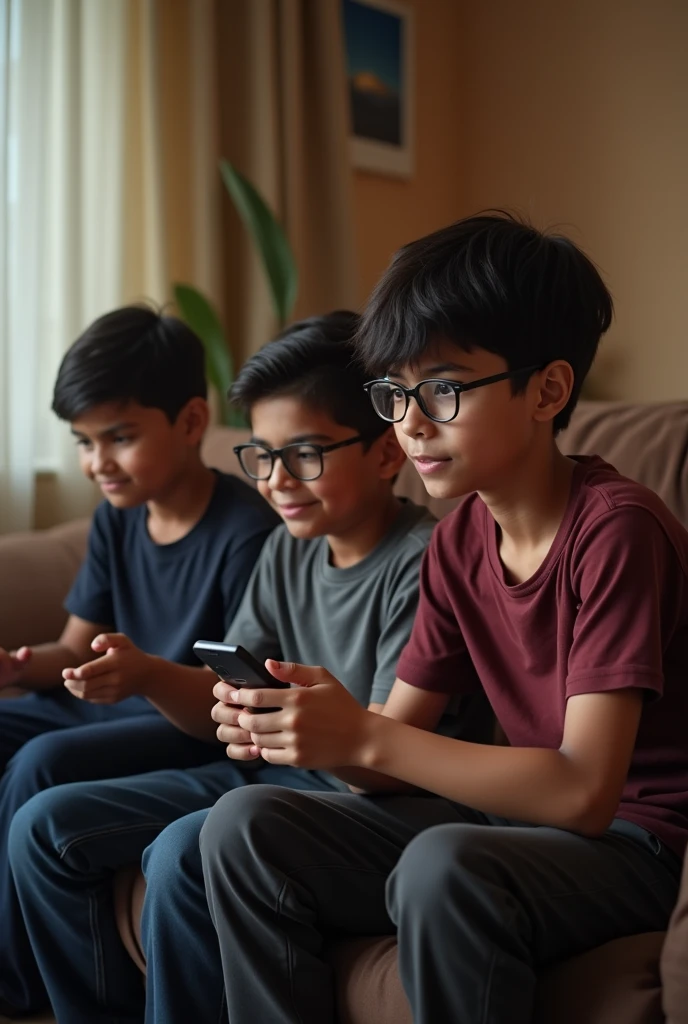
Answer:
[{"left": 193, "top": 641, "right": 288, "bottom": 712}]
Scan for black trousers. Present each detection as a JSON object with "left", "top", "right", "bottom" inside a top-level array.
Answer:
[{"left": 200, "top": 786, "right": 681, "bottom": 1024}]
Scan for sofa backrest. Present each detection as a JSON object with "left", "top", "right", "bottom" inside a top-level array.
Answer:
[{"left": 201, "top": 400, "right": 688, "bottom": 529}]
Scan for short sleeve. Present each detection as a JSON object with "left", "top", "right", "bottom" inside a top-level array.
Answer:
[
  {"left": 567, "top": 508, "right": 683, "bottom": 699},
  {"left": 223, "top": 537, "right": 282, "bottom": 665},
  {"left": 64, "top": 504, "right": 115, "bottom": 627},
  {"left": 219, "top": 529, "right": 274, "bottom": 634},
  {"left": 395, "top": 535, "right": 478, "bottom": 694}
]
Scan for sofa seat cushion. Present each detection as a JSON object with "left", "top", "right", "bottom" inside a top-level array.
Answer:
[{"left": 329, "top": 931, "right": 666, "bottom": 1024}]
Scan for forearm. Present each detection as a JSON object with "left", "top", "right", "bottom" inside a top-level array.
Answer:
[
  {"left": 331, "top": 765, "right": 416, "bottom": 795},
  {"left": 142, "top": 661, "right": 219, "bottom": 742},
  {"left": 359, "top": 716, "right": 610, "bottom": 834},
  {"left": 15, "top": 643, "right": 86, "bottom": 691}
]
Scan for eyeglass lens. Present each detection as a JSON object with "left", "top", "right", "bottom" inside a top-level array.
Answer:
[
  {"left": 370, "top": 380, "right": 458, "bottom": 422},
  {"left": 240, "top": 444, "right": 324, "bottom": 481}
]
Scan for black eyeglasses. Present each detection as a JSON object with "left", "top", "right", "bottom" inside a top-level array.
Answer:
[
  {"left": 233, "top": 434, "right": 372, "bottom": 482},
  {"left": 364, "top": 366, "right": 541, "bottom": 423}
]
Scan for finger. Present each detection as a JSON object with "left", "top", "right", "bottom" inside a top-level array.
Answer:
[
  {"left": 64, "top": 675, "right": 115, "bottom": 697},
  {"left": 264, "top": 660, "right": 332, "bottom": 688},
  {"left": 91, "top": 632, "right": 129, "bottom": 652},
  {"left": 14, "top": 646, "right": 32, "bottom": 662},
  {"left": 213, "top": 680, "right": 241, "bottom": 703},
  {"left": 225, "top": 742, "right": 261, "bottom": 762},
  {"left": 64, "top": 654, "right": 117, "bottom": 681},
  {"left": 231, "top": 687, "right": 294, "bottom": 710},
  {"left": 216, "top": 724, "right": 252, "bottom": 745},
  {"left": 210, "top": 702, "right": 242, "bottom": 725},
  {"left": 248, "top": 729, "right": 287, "bottom": 750},
  {"left": 237, "top": 709, "right": 283, "bottom": 733},
  {"left": 258, "top": 746, "right": 291, "bottom": 765}
]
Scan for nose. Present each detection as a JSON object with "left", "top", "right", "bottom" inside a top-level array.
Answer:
[
  {"left": 399, "top": 395, "right": 435, "bottom": 439},
  {"left": 266, "top": 456, "right": 295, "bottom": 490},
  {"left": 89, "top": 445, "right": 117, "bottom": 477}
]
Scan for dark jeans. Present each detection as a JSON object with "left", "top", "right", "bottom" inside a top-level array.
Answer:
[
  {"left": 8, "top": 759, "right": 338, "bottom": 1024},
  {"left": 200, "top": 786, "right": 682, "bottom": 1024},
  {"left": 0, "top": 688, "right": 225, "bottom": 1013}
]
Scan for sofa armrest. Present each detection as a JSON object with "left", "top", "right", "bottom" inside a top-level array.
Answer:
[
  {"left": 0, "top": 519, "right": 90, "bottom": 651},
  {"left": 661, "top": 847, "right": 688, "bottom": 1023}
]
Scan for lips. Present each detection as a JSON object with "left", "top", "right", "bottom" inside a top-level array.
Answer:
[
  {"left": 98, "top": 480, "right": 131, "bottom": 491},
  {"left": 273, "top": 501, "right": 319, "bottom": 518},
  {"left": 411, "top": 455, "right": 451, "bottom": 476}
]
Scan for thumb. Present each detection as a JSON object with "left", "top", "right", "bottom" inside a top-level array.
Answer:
[
  {"left": 14, "top": 646, "right": 32, "bottom": 663},
  {"left": 264, "top": 660, "right": 332, "bottom": 689},
  {"left": 91, "top": 632, "right": 130, "bottom": 653}
]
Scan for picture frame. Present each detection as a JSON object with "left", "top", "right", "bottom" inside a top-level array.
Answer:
[{"left": 342, "top": 0, "right": 414, "bottom": 179}]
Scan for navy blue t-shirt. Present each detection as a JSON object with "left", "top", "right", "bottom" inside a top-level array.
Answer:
[{"left": 65, "top": 471, "right": 278, "bottom": 665}]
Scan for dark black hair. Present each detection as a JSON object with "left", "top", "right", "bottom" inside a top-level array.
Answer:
[
  {"left": 357, "top": 213, "right": 613, "bottom": 433},
  {"left": 230, "top": 311, "right": 389, "bottom": 443},
  {"left": 52, "top": 305, "right": 207, "bottom": 423}
]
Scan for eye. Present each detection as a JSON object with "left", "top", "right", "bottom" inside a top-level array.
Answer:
[
  {"left": 295, "top": 448, "right": 320, "bottom": 462},
  {"left": 74, "top": 438, "right": 92, "bottom": 449},
  {"left": 391, "top": 386, "right": 406, "bottom": 403},
  {"left": 433, "top": 381, "right": 455, "bottom": 397},
  {"left": 112, "top": 435, "right": 133, "bottom": 445},
  {"left": 254, "top": 450, "right": 272, "bottom": 463}
]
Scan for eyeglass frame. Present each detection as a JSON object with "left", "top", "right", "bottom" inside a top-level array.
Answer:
[
  {"left": 363, "top": 366, "right": 542, "bottom": 423},
  {"left": 233, "top": 433, "right": 374, "bottom": 482}
]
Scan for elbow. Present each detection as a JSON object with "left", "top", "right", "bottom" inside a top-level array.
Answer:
[{"left": 559, "top": 789, "right": 616, "bottom": 837}]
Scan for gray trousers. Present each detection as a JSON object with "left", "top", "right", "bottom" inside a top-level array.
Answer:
[{"left": 200, "top": 785, "right": 681, "bottom": 1024}]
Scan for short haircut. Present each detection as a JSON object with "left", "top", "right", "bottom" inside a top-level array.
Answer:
[
  {"left": 52, "top": 305, "right": 207, "bottom": 423},
  {"left": 357, "top": 212, "right": 614, "bottom": 433},
  {"left": 230, "top": 311, "right": 389, "bottom": 442}
]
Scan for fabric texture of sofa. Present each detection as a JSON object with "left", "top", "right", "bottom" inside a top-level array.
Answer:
[{"left": 2, "top": 401, "right": 688, "bottom": 1024}]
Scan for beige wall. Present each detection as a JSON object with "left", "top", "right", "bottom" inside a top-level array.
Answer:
[
  {"left": 353, "top": 0, "right": 465, "bottom": 304},
  {"left": 354, "top": 0, "right": 688, "bottom": 402}
]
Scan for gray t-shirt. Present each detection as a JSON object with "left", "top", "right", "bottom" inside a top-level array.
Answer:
[{"left": 224, "top": 500, "right": 435, "bottom": 708}]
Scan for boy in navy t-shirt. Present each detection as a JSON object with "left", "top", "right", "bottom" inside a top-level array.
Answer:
[
  {"left": 196, "top": 216, "right": 688, "bottom": 1024},
  {"left": 0, "top": 305, "right": 276, "bottom": 1014}
]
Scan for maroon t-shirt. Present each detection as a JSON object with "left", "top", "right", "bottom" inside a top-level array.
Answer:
[{"left": 397, "top": 456, "right": 688, "bottom": 858}]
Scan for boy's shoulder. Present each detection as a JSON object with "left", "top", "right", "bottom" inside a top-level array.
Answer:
[
  {"left": 263, "top": 499, "right": 436, "bottom": 578},
  {"left": 90, "top": 471, "right": 278, "bottom": 548},
  {"left": 432, "top": 454, "right": 688, "bottom": 570}
]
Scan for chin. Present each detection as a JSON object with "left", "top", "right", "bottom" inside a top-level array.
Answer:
[{"left": 420, "top": 474, "right": 475, "bottom": 502}]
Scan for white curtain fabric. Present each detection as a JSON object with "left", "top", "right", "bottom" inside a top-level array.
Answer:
[{"left": 0, "top": 0, "right": 128, "bottom": 532}]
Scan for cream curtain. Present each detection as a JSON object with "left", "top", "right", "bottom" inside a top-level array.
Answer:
[
  {"left": 0, "top": 0, "right": 128, "bottom": 532},
  {"left": 1, "top": 0, "right": 356, "bottom": 531},
  {"left": 130, "top": 0, "right": 358, "bottom": 364}
]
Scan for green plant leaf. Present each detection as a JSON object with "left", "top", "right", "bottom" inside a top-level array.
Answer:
[
  {"left": 220, "top": 159, "right": 298, "bottom": 327},
  {"left": 173, "top": 283, "right": 245, "bottom": 427}
]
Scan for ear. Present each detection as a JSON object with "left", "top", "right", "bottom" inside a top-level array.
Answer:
[
  {"left": 531, "top": 361, "right": 574, "bottom": 426},
  {"left": 372, "top": 427, "right": 407, "bottom": 481},
  {"left": 176, "top": 397, "right": 210, "bottom": 444}
]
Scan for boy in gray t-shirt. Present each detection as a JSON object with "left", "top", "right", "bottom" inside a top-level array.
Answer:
[{"left": 9, "top": 311, "right": 437, "bottom": 1023}]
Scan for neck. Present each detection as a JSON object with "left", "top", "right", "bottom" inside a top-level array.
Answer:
[
  {"left": 146, "top": 460, "right": 216, "bottom": 544},
  {"left": 479, "top": 440, "right": 576, "bottom": 552},
  {"left": 327, "top": 492, "right": 402, "bottom": 569}
]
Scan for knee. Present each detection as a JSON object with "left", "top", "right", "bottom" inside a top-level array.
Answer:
[
  {"left": 200, "top": 785, "right": 297, "bottom": 868},
  {"left": 388, "top": 824, "right": 496, "bottom": 918},
  {"left": 8, "top": 787, "right": 66, "bottom": 873},
  {"left": 6, "top": 730, "right": 77, "bottom": 791},
  {"left": 142, "top": 811, "right": 208, "bottom": 891}
]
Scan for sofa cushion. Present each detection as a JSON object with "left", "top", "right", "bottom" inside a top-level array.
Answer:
[
  {"left": 558, "top": 400, "right": 688, "bottom": 528},
  {"left": 329, "top": 931, "right": 666, "bottom": 1024},
  {"left": 0, "top": 518, "right": 90, "bottom": 650}
]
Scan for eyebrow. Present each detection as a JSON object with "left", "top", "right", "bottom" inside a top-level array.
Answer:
[
  {"left": 70, "top": 421, "right": 138, "bottom": 439},
  {"left": 249, "top": 433, "right": 334, "bottom": 446}
]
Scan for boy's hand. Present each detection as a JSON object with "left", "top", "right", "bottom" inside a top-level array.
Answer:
[
  {"left": 63, "top": 633, "right": 155, "bottom": 704},
  {"left": 0, "top": 646, "right": 32, "bottom": 689},
  {"left": 211, "top": 680, "right": 259, "bottom": 761},
  {"left": 231, "top": 660, "right": 369, "bottom": 770}
]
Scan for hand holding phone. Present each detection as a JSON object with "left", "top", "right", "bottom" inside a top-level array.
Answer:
[{"left": 193, "top": 641, "right": 288, "bottom": 712}]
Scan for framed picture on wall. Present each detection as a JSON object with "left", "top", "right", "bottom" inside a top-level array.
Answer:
[{"left": 342, "top": 0, "right": 414, "bottom": 179}]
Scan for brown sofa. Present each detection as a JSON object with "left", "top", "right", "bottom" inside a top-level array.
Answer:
[{"left": 1, "top": 402, "right": 688, "bottom": 1024}]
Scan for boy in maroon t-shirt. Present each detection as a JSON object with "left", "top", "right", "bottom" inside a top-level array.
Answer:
[{"left": 199, "top": 214, "right": 688, "bottom": 1024}]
